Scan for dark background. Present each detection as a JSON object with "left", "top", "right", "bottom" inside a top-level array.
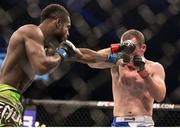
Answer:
[{"left": 0, "top": 0, "right": 180, "bottom": 126}]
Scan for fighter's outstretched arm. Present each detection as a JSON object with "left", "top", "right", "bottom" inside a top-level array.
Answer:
[
  {"left": 57, "top": 40, "right": 114, "bottom": 69},
  {"left": 77, "top": 48, "right": 115, "bottom": 69},
  {"left": 66, "top": 40, "right": 136, "bottom": 69},
  {"left": 74, "top": 41, "right": 136, "bottom": 68}
]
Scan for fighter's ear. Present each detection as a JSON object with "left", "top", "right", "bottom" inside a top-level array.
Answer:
[
  {"left": 56, "top": 18, "right": 62, "bottom": 28},
  {"left": 141, "top": 43, "right": 146, "bottom": 52}
]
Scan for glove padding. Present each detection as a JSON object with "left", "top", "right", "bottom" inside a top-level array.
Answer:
[
  {"left": 56, "top": 40, "right": 77, "bottom": 60},
  {"left": 111, "top": 40, "right": 136, "bottom": 54},
  {"left": 133, "top": 55, "right": 149, "bottom": 78},
  {"left": 107, "top": 52, "right": 131, "bottom": 64}
]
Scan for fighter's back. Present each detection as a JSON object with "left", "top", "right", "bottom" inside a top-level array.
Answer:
[{"left": 0, "top": 24, "right": 43, "bottom": 93}]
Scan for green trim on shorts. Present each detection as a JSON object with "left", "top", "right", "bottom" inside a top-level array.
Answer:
[
  {"left": 0, "top": 84, "right": 21, "bottom": 105},
  {"left": 0, "top": 83, "right": 21, "bottom": 100}
]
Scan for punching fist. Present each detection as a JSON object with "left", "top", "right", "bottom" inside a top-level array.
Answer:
[
  {"left": 107, "top": 52, "right": 131, "bottom": 64},
  {"left": 133, "top": 55, "right": 145, "bottom": 71},
  {"left": 45, "top": 47, "right": 56, "bottom": 56},
  {"left": 111, "top": 40, "right": 136, "bottom": 54},
  {"left": 56, "top": 40, "right": 77, "bottom": 60},
  {"left": 133, "top": 55, "right": 149, "bottom": 78}
]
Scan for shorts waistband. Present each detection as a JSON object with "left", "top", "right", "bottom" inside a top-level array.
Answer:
[
  {"left": 114, "top": 116, "right": 153, "bottom": 122},
  {"left": 0, "top": 83, "right": 21, "bottom": 99},
  {"left": 0, "top": 83, "right": 17, "bottom": 91}
]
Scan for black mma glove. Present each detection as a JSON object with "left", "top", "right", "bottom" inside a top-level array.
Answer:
[
  {"left": 107, "top": 40, "right": 135, "bottom": 64},
  {"left": 56, "top": 40, "right": 77, "bottom": 60},
  {"left": 133, "top": 55, "right": 149, "bottom": 78},
  {"left": 111, "top": 40, "right": 136, "bottom": 54}
]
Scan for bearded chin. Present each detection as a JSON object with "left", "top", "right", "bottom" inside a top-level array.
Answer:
[{"left": 56, "top": 34, "right": 64, "bottom": 43}]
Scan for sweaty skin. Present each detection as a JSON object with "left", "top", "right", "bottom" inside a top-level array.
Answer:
[
  {"left": 0, "top": 13, "right": 71, "bottom": 93},
  {"left": 0, "top": 25, "right": 61, "bottom": 93},
  {"left": 0, "top": 4, "right": 73, "bottom": 127},
  {"left": 111, "top": 60, "right": 164, "bottom": 116}
]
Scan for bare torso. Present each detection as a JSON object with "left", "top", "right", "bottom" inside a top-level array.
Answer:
[
  {"left": 0, "top": 25, "right": 43, "bottom": 93},
  {"left": 111, "top": 61, "right": 154, "bottom": 116}
]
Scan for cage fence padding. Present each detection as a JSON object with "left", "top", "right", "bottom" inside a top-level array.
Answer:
[{"left": 23, "top": 99, "right": 180, "bottom": 127}]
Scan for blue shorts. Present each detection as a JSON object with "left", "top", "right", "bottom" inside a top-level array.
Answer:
[{"left": 111, "top": 116, "right": 154, "bottom": 127}]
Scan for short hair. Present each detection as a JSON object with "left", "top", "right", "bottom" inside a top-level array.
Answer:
[
  {"left": 121, "top": 29, "right": 145, "bottom": 45},
  {"left": 41, "top": 4, "right": 70, "bottom": 22}
]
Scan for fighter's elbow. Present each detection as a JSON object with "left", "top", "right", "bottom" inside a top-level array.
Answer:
[
  {"left": 155, "top": 92, "right": 166, "bottom": 102},
  {"left": 88, "top": 63, "right": 102, "bottom": 69},
  {"left": 33, "top": 64, "right": 49, "bottom": 75},
  {"left": 155, "top": 97, "right": 164, "bottom": 102},
  {"left": 88, "top": 63, "right": 96, "bottom": 68},
  {"left": 34, "top": 67, "right": 47, "bottom": 75}
]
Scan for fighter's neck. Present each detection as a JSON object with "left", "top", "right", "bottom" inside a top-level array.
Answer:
[
  {"left": 39, "top": 22, "right": 59, "bottom": 48},
  {"left": 38, "top": 22, "right": 51, "bottom": 39},
  {"left": 44, "top": 39, "right": 60, "bottom": 49}
]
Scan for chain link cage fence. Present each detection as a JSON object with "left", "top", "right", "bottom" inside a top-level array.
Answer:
[{"left": 22, "top": 99, "right": 180, "bottom": 127}]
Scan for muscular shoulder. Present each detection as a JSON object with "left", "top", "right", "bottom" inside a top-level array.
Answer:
[
  {"left": 146, "top": 60, "right": 165, "bottom": 76},
  {"left": 17, "top": 24, "right": 43, "bottom": 42},
  {"left": 147, "top": 60, "right": 164, "bottom": 69}
]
